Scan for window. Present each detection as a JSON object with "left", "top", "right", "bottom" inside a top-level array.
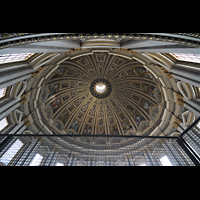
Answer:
[
  {"left": 0, "top": 118, "right": 8, "bottom": 132},
  {"left": 55, "top": 162, "right": 64, "bottom": 166},
  {"left": 160, "top": 156, "right": 172, "bottom": 166},
  {"left": 0, "top": 88, "right": 7, "bottom": 99},
  {"left": 0, "top": 139, "right": 23, "bottom": 165},
  {"left": 197, "top": 121, "right": 200, "bottom": 129},
  {"left": 170, "top": 53, "right": 200, "bottom": 63},
  {"left": 95, "top": 83, "right": 106, "bottom": 93},
  {"left": 29, "top": 153, "right": 43, "bottom": 166},
  {"left": 0, "top": 53, "right": 34, "bottom": 64}
]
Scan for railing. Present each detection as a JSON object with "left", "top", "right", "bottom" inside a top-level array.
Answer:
[
  {"left": 0, "top": 117, "right": 199, "bottom": 166},
  {"left": 178, "top": 117, "right": 200, "bottom": 166},
  {"left": 0, "top": 134, "right": 197, "bottom": 166}
]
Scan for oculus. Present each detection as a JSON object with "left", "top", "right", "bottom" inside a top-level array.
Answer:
[
  {"left": 90, "top": 79, "right": 112, "bottom": 99},
  {"left": 95, "top": 83, "right": 106, "bottom": 93}
]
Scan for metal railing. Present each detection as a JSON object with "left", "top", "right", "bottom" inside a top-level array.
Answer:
[
  {"left": 0, "top": 135, "right": 196, "bottom": 166},
  {"left": 178, "top": 117, "right": 200, "bottom": 166},
  {"left": 0, "top": 117, "right": 199, "bottom": 166}
]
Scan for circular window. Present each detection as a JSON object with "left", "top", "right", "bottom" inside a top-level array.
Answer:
[
  {"left": 90, "top": 79, "right": 112, "bottom": 99},
  {"left": 95, "top": 83, "right": 106, "bottom": 93}
]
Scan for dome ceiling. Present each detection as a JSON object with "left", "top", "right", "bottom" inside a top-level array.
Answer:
[{"left": 38, "top": 51, "right": 164, "bottom": 136}]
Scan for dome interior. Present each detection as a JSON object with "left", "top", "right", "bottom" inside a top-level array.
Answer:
[{"left": 39, "top": 51, "right": 164, "bottom": 136}]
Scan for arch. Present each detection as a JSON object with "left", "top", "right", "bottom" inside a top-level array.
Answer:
[
  {"left": 133, "top": 155, "right": 146, "bottom": 166},
  {"left": 13, "top": 109, "right": 23, "bottom": 124},
  {"left": 14, "top": 81, "right": 27, "bottom": 99},
  {"left": 171, "top": 132, "right": 181, "bottom": 137},
  {"left": 181, "top": 110, "right": 195, "bottom": 127},
  {"left": 38, "top": 146, "right": 50, "bottom": 159},
  {"left": 76, "top": 159, "right": 87, "bottom": 166},
  {"left": 95, "top": 161, "right": 106, "bottom": 166},
  {"left": 114, "top": 160, "right": 126, "bottom": 166},
  {"left": 177, "top": 81, "right": 192, "bottom": 100},
  {"left": 56, "top": 154, "right": 68, "bottom": 166},
  {"left": 23, "top": 130, "right": 33, "bottom": 135}
]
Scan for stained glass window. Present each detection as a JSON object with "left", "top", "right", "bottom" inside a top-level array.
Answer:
[
  {"left": 0, "top": 53, "right": 34, "bottom": 64},
  {"left": 0, "top": 88, "right": 6, "bottom": 99},
  {"left": 170, "top": 53, "right": 200, "bottom": 63}
]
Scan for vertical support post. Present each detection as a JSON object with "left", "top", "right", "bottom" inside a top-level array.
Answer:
[
  {"left": 177, "top": 137, "right": 200, "bottom": 166},
  {"left": 162, "top": 140, "right": 181, "bottom": 166}
]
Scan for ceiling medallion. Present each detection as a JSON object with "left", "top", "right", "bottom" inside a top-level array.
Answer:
[{"left": 90, "top": 79, "right": 112, "bottom": 99}]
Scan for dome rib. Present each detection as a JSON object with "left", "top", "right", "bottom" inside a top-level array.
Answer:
[
  {"left": 107, "top": 98, "right": 124, "bottom": 135},
  {"left": 28, "top": 49, "right": 174, "bottom": 136},
  {"left": 60, "top": 60, "right": 95, "bottom": 81}
]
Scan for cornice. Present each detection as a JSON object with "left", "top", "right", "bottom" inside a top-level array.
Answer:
[{"left": 1, "top": 33, "right": 200, "bottom": 51}]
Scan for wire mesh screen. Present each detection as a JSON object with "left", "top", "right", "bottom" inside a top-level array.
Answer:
[
  {"left": 0, "top": 135, "right": 195, "bottom": 166},
  {"left": 181, "top": 118, "right": 200, "bottom": 159}
]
